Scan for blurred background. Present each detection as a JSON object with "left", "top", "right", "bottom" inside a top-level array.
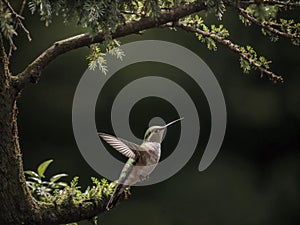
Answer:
[{"left": 10, "top": 7, "right": 299, "bottom": 225}]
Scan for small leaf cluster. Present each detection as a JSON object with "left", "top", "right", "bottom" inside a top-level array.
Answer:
[
  {"left": 239, "top": 46, "right": 271, "bottom": 74},
  {"left": 277, "top": 19, "right": 300, "bottom": 45},
  {"left": 86, "top": 44, "right": 107, "bottom": 73},
  {"left": 239, "top": 2, "right": 300, "bottom": 45},
  {"left": 28, "top": 0, "right": 52, "bottom": 27},
  {"left": 0, "top": 1, "right": 16, "bottom": 44},
  {"left": 25, "top": 159, "right": 68, "bottom": 201},
  {"left": 143, "top": 0, "right": 161, "bottom": 18},
  {"left": 182, "top": 15, "right": 229, "bottom": 51},
  {"left": 247, "top": 3, "right": 279, "bottom": 21},
  {"left": 203, "top": 0, "right": 226, "bottom": 20},
  {"left": 87, "top": 39, "right": 125, "bottom": 73}
]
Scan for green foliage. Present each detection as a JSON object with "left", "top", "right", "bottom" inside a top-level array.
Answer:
[
  {"left": 25, "top": 160, "right": 117, "bottom": 225},
  {"left": 37, "top": 159, "right": 53, "bottom": 178},
  {"left": 181, "top": 15, "right": 229, "bottom": 51},
  {"left": 87, "top": 39, "right": 125, "bottom": 73},
  {"left": 28, "top": 0, "right": 52, "bottom": 26},
  {"left": 86, "top": 44, "right": 107, "bottom": 73},
  {"left": 27, "top": 0, "right": 152, "bottom": 34},
  {"left": 238, "top": 2, "right": 300, "bottom": 46},
  {"left": 0, "top": 1, "right": 17, "bottom": 46},
  {"left": 204, "top": 0, "right": 226, "bottom": 20},
  {"left": 215, "top": 0, "right": 226, "bottom": 20},
  {"left": 278, "top": 19, "right": 300, "bottom": 45},
  {"left": 25, "top": 159, "right": 68, "bottom": 201},
  {"left": 0, "top": 0, "right": 299, "bottom": 79},
  {"left": 246, "top": 4, "right": 279, "bottom": 21},
  {"left": 178, "top": 13, "right": 281, "bottom": 80},
  {"left": 45, "top": 176, "right": 116, "bottom": 217},
  {"left": 239, "top": 46, "right": 269, "bottom": 73}
]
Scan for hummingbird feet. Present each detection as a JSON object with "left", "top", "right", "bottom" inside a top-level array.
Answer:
[{"left": 124, "top": 187, "right": 131, "bottom": 198}]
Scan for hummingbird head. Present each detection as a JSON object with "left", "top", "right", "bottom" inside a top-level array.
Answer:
[{"left": 143, "top": 118, "right": 183, "bottom": 143}]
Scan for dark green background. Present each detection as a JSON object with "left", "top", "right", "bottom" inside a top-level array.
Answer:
[{"left": 11, "top": 8, "right": 299, "bottom": 225}]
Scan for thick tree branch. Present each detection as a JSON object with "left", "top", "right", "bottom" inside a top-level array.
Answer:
[
  {"left": 12, "top": 0, "right": 206, "bottom": 91},
  {"left": 37, "top": 192, "right": 128, "bottom": 225}
]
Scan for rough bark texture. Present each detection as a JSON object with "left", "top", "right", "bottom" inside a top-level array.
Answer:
[{"left": 0, "top": 35, "right": 37, "bottom": 225}]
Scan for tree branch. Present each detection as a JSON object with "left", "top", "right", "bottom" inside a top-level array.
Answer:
[
  {"left": 240, "top": 0, "right": 300, "bottom": 7},
  {"left": 37, "top": 192, "right": 128, "bottom": 225},
  {"left": 237, "top": 6, "right": 300, "bottom": 41},
  {"left": 0, "top": 33, "right": 10, "bottom": 80},
  {"left": 3, "top": 0, "right": 31, "bottom": 57},
  {"left": 174, "top": 22, "right": 283, "bottom": 82},
  {"left": 12, "top": 0, "right": 206, "bottom": 91}
]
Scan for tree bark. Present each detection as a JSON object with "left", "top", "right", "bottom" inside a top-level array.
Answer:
[
  {"left": 0, "top": 34, "right": 112, "bottom": 225},
  {"left": 0, "top": 35, "right": 38, "bottom": 225}
]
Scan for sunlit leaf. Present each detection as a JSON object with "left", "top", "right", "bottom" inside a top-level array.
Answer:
[
  {"left": 24, "top": 170, "right": 39, "bottom": 178},
  {"left": 50, "top": 173, "right": 68, "bottom": 182},
  {"left": 37, "top": 159, "right": 53, "bottom": 178}
]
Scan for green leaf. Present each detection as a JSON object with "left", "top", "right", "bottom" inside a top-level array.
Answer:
[
  {"left": 50, "top": 173, "right": 68, "bottom": 182},
  {"left": 52, "top": 182, "right": 68, "bottom": 188},
  {"left": 70, "top": 176, "right": 80, "bottom": 188},
  {"left": 24, "top": 170, "right": 39, "bottom": 178},
  {"left": 37, "top": 159, "right": 53, "bottom": 178},
  {"left": 28, "top": 177, "right": 42, "bottom": 184}
]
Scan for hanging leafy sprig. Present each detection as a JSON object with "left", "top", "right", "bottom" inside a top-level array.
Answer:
[
  {"left": 234, "top": 0, "right": 300, "bottom": 45},
  {"left": 175, "top": 15, "right": 282, "bottom": 82}
]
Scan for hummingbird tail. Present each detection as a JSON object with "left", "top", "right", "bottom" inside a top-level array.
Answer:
[{"left": 106, "top": 183, "right": 127, "bottom": 210}]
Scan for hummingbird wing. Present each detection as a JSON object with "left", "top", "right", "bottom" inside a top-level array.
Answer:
[
  {"left": 118, "top": 137, "right": 146, "bottom": 151},
  {"left": 99, "top": 133, "right": 140, "bottom": 159}
]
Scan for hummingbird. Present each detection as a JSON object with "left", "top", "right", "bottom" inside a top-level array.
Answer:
[{"left": 99, "top": 117, "right": 183, "bottom": 210}]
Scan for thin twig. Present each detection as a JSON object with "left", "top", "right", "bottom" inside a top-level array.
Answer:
[
  {"left": 3, "top": 0, "right": 24, "bottom": 20},
  {"left": 19, "top": 0, "right": 27, "bottom": 16},
  {"left": 8, "top": 0, "right": 29, "bottom": 58},
  {"left": 4, "top": 0, "right": 31, "bottom": 59},
  {"left": 237, "top": 6, "right": 300, "bottom": 41}
]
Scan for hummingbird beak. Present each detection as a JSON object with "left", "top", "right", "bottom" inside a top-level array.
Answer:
[{"left": 163, "top": 117, "right": 184, "bottom": 128}]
